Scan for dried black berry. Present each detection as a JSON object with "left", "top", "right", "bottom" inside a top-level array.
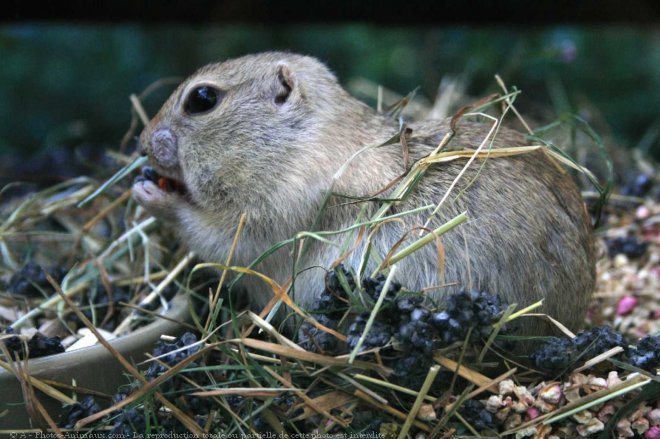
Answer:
[
  {"left": 428, "top": 290, "right": 505, "bottom": 348},
  {"left": 1, "top": 327, "right": 64, "bottom": 360},
  {"left": 152, "top": 331, "right": 199, "bottom": 365},
  {"left": 628, "top": 335, "right": 660, "bottom": 371},
  {"left": 59, "top": 396, "right": 100, "bottom": 429},
  {"left": 398, "top": 322, "right": 416, "bottom": 341},
  {"left": 529, "top": 337, "right": 575, "bottom": 372},
  {"left": 391, "top": 351, "right": 433, "bottom": 389},
  {"left": 250, "top": 414, "right": 274, "bottom": 434},
  {"left": 110, "top": 407, "right": 147, "bottom": 436},
  {"left": 606, "top": 236, "right": 648, "bottom": 259},
  {"left": 8, "top": 261, "right": 66, "bottom": 297},
  {"left": 459, "top": 399, "right": 497, "bottom": 431},
  {"left": 273, "top": 394, "right": 297, "bottom": 412},
  {"left": 410, "top": 307, "right": 431, "bottom": 322},
  {"left": 397, "top": 318, "right": 439, "bottom": 353},
  {"left": 297, "top": 314, "right": 339, "bottom": 353},
  {"left": 396, "top": 295, "right": 424, "bottom": 312},
  {"left": 147, "top": 333, "right": 201, "bottom": 384},
  {"left": 308, "top": 266, "right": 354, "bottom": 319},
  {"left": 621, "top": 174, "right": 654, "bottom": 198},
  {"left": 531, "top": 326, "right": 627, "bottom": 373},
  {"left": 226, "top": 394, "right": 245, "bottom": 410},
  {"left": 347, "top": 313, "right": 392, "bottom": 351},
  {"left": 324, "top": 265, "right": 355, "bottom": 295},
  {"left": 27, "top": 331, "right": 65, "bottom": 358},
  {"left": 309, "top": 288, "right": 346, "bottom": 320},
  {"left": 573, "top": 326, "right": 627, "bottom": 355},
  {"left": 409, "top": 321, "right": 438, "bottom": 353},
  {"left": 67, "top": 283, "right": 133, "bottom": 331},
  {"left": 362, "top": 274, "right": 401, "bottom": 302}
]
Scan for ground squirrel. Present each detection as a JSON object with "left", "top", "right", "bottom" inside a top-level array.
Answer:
[{"left": 133, "top": 52, "right": 595, "bottom": 337}]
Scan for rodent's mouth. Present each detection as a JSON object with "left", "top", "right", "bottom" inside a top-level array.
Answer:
[{"left": 135, "top": 166, "right": 188, "bottom": 197}]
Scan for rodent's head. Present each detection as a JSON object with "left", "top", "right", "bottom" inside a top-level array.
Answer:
[{"left": 139, "top": 52, "right": 354, "bottom": 216}]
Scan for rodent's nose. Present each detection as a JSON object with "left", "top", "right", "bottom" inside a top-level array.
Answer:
[{"left": 150, "top": 127, "right": 179, "bottom": 169}]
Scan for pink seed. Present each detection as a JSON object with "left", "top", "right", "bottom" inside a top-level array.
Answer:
[
  {"left": 526, "top": 407, "right": 540, "bottom": 420},
  {"left": 617, "top": 295, "right": 638, "bottom": 316},
  {"left": 645, "top": 426, "right": 660, "bottom": 439}
]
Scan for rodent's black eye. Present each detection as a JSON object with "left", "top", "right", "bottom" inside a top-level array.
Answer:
[{"left": 184, "top": 86, "right": 222, "bottom": 115}]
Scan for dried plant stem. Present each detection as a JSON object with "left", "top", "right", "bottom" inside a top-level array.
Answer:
[
  {"left": 129, "top": 94, "right": 150, "bottom": 126},
  {"left": 0, "top": 358, "right": 76, "bottom": 405},
  {"left": 434, "top": 355, "right": 498, "bottom": 393},
  {"left": 263, "top": 366, "right": 348, "bottom": 428},
  {"left": 335, "top": 372, "right": 389, "bottom": 405},
  {"left": 353, "top": 389, "right": 431, "bottom": 433},
  {"left": 115, "top": 270, "right": 167, "bottom": 286},
  {"left": 246, "top": 311, "right": 304, "bottom": 351},
  {"left": 11, "top": 279, "right": 89, "bottom": 330},
  {"left": 495, "top": 74, "right": 533, "bottom": 135},
  {"left": 453, "top": 411, "right": 481, "bottom": 437},
  {"left": 478, "top": 303, "right": 517, "bottom": 364},
  {"left": 353, "top": 373, "right": 437, "bottom": 402},
  {"left": 118, "top": 301, "right": 198, "bottom": 330},
  {"left": 205, "top": 213, "right": 247, "bottom": 332},
  {"left": 113, "top": 251, "right": 195, "bottom": 335},
  {"left": 77, "top": 156, "right": 147, "bottom": 208},
  {"left": 420, "top": 114, "right": 498, "bottom": 232},
  {"left": 239, "top": 338, "right": 391, "bottom": 375},
  {"left": 504, "top": 299, "right": 546, "bottom": 323},
  {"left": 575, "top": 346, "right": 626, "bottom": 373},
  {"left": 98, "top": 216, "right": 156, "bottom": 260},
  {"left": 192, "top": 387, "right": 295, "bottom": 397},
  {"left": 378, "top": 212, "right": 467, "bottom": 272},
  {"left": 445, "top": 367, "right": 518, "bottom": 412},
  {"left": 82, "top": 190, "right": 132, "bottom": 233}
]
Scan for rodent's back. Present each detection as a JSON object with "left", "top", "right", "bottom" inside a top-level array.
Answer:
[
  {"left": 284, "top": 116, "right": 595, "bottom": 336},
  {"left": 373, "top": 119, "right": 595, "bottom": 334}
]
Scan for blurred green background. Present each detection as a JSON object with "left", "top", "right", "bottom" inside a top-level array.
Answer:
[{"left": 1, "top": 24, "right": 659, "bottom": 163}]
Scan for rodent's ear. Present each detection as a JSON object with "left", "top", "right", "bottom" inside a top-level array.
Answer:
[{"left": 274, "top": 63, "right": 296, "bottom": 105}]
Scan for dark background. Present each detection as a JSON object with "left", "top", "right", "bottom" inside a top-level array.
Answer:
[{"left": 1, "top": 1, "right": 659, "bottom": 180}]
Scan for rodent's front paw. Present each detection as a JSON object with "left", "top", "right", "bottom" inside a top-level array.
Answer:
[{"left": 132, "top": 167, "right": 184, "bottom": 221}]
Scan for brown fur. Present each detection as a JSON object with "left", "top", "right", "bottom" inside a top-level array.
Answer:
[{"left": 133, "top": 52, "right": 595, "bottom": 337}]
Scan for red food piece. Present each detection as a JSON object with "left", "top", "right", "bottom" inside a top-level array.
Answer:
[{"left": 158, "top": 177, "right": 171, "bottom": 192}]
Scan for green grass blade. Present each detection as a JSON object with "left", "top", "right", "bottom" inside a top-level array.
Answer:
[{"left": 77, "top": 155, "right": 147, "bottom": 207}]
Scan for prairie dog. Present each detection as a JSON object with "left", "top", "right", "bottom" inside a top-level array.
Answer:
[{"left": 133, "top": 52, "right": 595, "bottom": 335}]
